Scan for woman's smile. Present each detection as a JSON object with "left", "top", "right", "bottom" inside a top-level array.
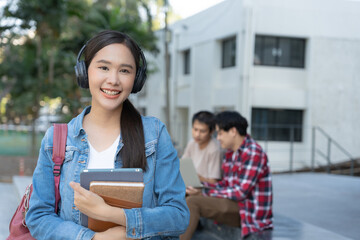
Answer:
[{"left": 101, "top": 88, "right": 121, "bottom": 98}]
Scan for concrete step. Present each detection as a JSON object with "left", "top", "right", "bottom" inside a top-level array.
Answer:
[
  {"left": 12, "top": 175, "right": 33, "bottom": 199},
  {"left": 0, "top": 182, "right": 20, "bottom": 239},
  {"left": 192, "top": 214, "right": 352, "bottom": 240},
  {"left": 0, "top": 176, "right": 33, "bottom": 240},
  {"left": 191, "top": 173, "right": 359, "bottom": 240}
]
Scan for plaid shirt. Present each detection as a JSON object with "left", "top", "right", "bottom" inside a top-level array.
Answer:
[{"left": 203, "top": 134, "right": 273, "bottom": 237}]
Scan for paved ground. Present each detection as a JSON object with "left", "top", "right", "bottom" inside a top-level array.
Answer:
[
  {"left": 1, "top": 173, "right": 359, "bottom": 240},
  {"left": 272, "top": 173, "right": 360, "bottom": 240},
  {"left": 191, "top": 173, "right": 360, "bottom": 240},
  {"left": 0, "top": 176, "right": 29, "bottom": 240}
]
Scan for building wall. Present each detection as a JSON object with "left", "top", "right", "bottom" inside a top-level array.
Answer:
[
  {"left": 249, "top": 0, "right": 360, "bottom": 170},
  {"left": 137, "top": 0, "right": 360, "bottom": 171},
  {"left": 309, "top": 37, "right": 360, "bottom": 164}
]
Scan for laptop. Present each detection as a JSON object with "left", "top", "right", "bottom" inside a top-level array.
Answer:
[{"left": 179, "top": 158, "right": 202, "bottom": 187}]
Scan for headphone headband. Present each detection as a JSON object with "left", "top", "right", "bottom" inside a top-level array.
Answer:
[{"left": 76, "top": 44, "right": 87, "bottom": 63}]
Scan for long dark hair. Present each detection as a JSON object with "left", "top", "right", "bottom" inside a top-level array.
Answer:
[{"left": 84, "top": 30, "right": 147, "bottom": 171}]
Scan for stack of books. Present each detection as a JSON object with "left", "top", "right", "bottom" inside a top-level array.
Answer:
[
  {"left": 80, "top": 168, "right": 144, "bottom": 232},
  {"left": 88, "top": 181, "right": 144, "bottom": 231}
]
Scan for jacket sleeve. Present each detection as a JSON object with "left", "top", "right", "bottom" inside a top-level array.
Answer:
[
  {"left": 25, "top": 128, "right": 95, "bottom": 240},
  {"left": 123, "top": 120, "right": 190, "bottom": 239}
]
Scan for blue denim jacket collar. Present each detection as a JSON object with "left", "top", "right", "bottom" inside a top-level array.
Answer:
[{"left": 72, "top": 106, "right": 91, "bottom": 138}]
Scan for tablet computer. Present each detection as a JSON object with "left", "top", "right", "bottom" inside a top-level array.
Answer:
[
  {"left": 79, "top": 168, "right": 143, "bottom": 227},
  {"left": 180, "top": 158, "right": 202, "bottom": 188}
]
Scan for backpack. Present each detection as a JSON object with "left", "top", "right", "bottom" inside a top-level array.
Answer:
[{"left": 7, "top": 124, "right": 68, "bottom": 240}]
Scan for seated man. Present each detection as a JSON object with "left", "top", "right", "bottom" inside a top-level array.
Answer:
[
  {"left": 180, "top": 111, "right": 273, "bottom": 240},
  {"left": 182, "top": 111, "right": 222, "bottom": 184}
]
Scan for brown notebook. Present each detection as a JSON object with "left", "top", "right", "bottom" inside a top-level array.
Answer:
[{"left": 88, "top": 181, "right": 144, "bottom": 232}]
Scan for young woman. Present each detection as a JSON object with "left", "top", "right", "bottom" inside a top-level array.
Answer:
[{"left": 26, "top": 30, "right": 189, "bottom": 240}]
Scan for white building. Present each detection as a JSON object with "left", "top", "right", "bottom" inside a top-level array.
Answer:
[{"left": 135, "top": 0, "right": 360, "bottom": 172}]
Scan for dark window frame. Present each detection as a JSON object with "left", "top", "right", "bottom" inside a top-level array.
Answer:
[
  {"left": 251, "top": 108, "right": 304, "bottom": 142},
  {"left": 183, "top": 49, "right": 190, "bottom": 75},
  {"left": 254, "top": 35, "right": 306, "bottom": 68},
  {"left": 222, "top": 36, "right": 237, "bottom": 68}
]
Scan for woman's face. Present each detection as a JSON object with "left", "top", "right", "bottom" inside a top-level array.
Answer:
[{"left": 87, "top": 43, "right": 136, "bottom": 112}]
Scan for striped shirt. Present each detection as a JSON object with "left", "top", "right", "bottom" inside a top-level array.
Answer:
[{"left": 203, "top": 134, "right": 273, "bottom": 237}]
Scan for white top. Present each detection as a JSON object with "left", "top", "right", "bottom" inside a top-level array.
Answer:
[
  {"left": 182, "top": 138, "right": 222, "bottom": 179},
  {"left": 87, "top": 135, "right": 120, "bottom": 169}
]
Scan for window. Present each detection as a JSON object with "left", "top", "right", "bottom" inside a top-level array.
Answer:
[
  {"left": 183, "top": 49, "right": 190, "bottom": 75},
  {"left": 251, "top": 108, "right": 303, "bottom": 142},
  {"left": 222, "top": 36, "right": 236, "bottom": 68},
  {"left": 254, "top": 35, "right": 305, "bottom": 68}
]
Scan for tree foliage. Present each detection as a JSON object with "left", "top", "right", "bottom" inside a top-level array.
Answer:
[
  {"left": 0, "top": 0, "right": 159, "bottom": 155},
  {"left": 0, "top": 0, "right": 158, "bottom": 120}
]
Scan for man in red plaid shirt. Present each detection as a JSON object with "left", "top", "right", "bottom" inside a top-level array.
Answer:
[{"left": 180, "top": 111, "right": 273, "bottom": 240}]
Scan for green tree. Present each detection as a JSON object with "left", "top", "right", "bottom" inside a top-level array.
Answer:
[
  {"left": 1, "top": 0, "right": 72, "bottom": 158},
  {"left": 0, "top": 0, "right": 158, "bottom": 159}
]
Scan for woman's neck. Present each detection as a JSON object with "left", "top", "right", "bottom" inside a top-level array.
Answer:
[
  {"left": 82, "top": 104, "right": 122, "bottom": 152},
  {"left": 86, "top": 103, "right": 122, "bottom": 129},
  {"left": 90, "top": 112, "right": 120, "bottom": 128}
]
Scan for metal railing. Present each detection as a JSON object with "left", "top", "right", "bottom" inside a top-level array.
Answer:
[
  {"left": 251, "top": 124, "right": 303, "bottom": 173},
  {"left": 311, "top": 126, "right": 355, "bottom": 176},
  {"left": 251, "top": 124, "right": 356, "bottom": 175}
]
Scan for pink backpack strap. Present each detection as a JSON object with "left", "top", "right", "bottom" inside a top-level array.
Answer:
[{"left": 52, "top": 123, "right": 68, "bottom": 213}]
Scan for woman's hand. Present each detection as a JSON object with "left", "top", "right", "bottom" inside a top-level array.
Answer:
[
  {"left": 70, "top": 181, "right": 127, "bottom": 225},
  {"left": 92, "top": 226, "right": 129, "bottom": 240},
  {"left": 69, "top": 181, "right": 108, "bottom": 221}
]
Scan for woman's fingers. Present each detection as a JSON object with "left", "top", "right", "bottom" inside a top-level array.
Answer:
[
  {"left": 69, "top": 181, "right": 87, "bottom": 197},
  {"left": 69, "top": 181, "right": 108, "bottom": 219}
]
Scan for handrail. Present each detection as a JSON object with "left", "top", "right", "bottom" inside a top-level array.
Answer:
[
  {"left": 311, "top": 126, "right": 355, "bottom": 176},
  {"left": 251, "top": 123, "right": 302, "bottom": 173},
  {"left": 251, "top": 124, "right": 355, "bottom": 176},
  {"left": 314, "top": 127, "right": 353, "bottom": 159}
]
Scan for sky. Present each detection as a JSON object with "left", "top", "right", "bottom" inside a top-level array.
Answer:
[
  {"left": 0, "top": 0, "right": 227, "bottom": 30},
  {"left": 168, "top": 0, "right": 225, "bottom": 18}
]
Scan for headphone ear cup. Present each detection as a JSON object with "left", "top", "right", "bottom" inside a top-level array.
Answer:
[
  {"left": 131, "top": 51, "right": 147, "bottom": 93},
  {"left": 132, "top": 68, "right": 146, "bottom": 93},
  {"left": 75, "top": 60, "right": 89, "bottom": 89}
]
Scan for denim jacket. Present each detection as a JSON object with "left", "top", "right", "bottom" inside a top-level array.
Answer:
[{"left": 26, "top": 106, "right": 190, "bottom": 240}]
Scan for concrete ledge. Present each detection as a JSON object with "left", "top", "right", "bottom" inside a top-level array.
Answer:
[
  {"left": 193, "top": 214, "right": 352, "bottom": 240},
  {"left": 192, "top": 173, "right": 360, "bottom": 240},
  {"left": 198, "top": 218, "right": 242, "bottom": 239},
  {"left": 12, "top": 175, "right": 32, "bottom": 200}
]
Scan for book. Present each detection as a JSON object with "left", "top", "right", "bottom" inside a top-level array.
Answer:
[
  {"left": 79, "top": 168, "right": 144, "bottom": 228},
  {"left": 88, "top": 181, "right": 145, "bottom": 232}
]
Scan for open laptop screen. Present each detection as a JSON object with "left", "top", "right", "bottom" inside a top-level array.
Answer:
[{"left": 179, "top": 158, "right": 202, "bottom": 187}]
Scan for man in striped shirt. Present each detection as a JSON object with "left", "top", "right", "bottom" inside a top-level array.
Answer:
[{"left": 180, "top": 111, "right": 273, "bottom": 240}]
